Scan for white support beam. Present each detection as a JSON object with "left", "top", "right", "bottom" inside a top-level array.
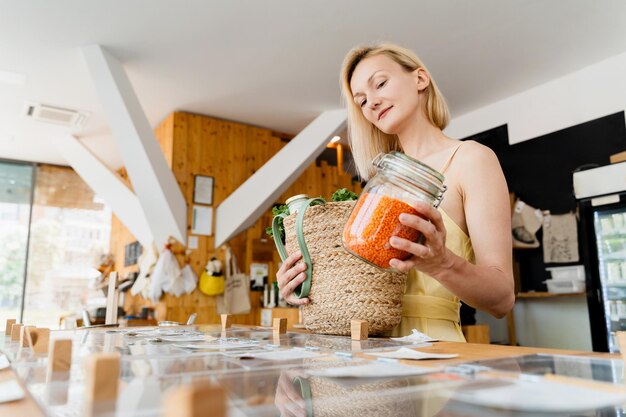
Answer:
[
  {"left": 215, "top": 110, "right": 346, "bottom": 247},
  {"left": 56, "top": 135, "right": 153, "bottom": 247},
  {"left": 81, "top": 44, "right": 187, "bottom": 248}
]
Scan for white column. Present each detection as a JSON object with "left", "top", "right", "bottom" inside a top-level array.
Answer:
[
  {"left": 56, "top": 135, "right": 153, "bottom": 247},
  {"left": 215, "top": 109, "right": 346, "bottom": 247},
  {"left": 81, "top": 44, "right": 187, "bottom": 247}
]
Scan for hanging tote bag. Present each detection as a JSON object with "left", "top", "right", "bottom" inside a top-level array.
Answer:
[
  {"left": 272, "top": 199, "right": 406, "bottom": 336},
  {"left": 217, "top": 247, "right": 251, "bottom": 315},
  {"left": 181, "top": 263, "right": 199, "bottom": 295}
]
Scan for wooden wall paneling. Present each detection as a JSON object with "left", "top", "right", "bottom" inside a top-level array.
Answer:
[
  {"left": 307, "top": 163, "right": 317, "bottom": 198},
  {"left": 172, "top": 112, "right": 190, "bottom": 246},
  {"left": 155, "top": 113, "right": 175, "bottom": 167},
  {"left": 170, "top": 113, "right": 198, "bottom": 321},
  {"left": 111, "top": 111, "right": 364, "bottom": 326},
  {"left": 320, "top": 161, "right": 329, "bottom": 199},
  {"left": 190, "top": 114, "right": 210, "bottom": 319},
  {"left": 331, "top": 161, "right": 339, "bottom": 194},
  {"left": 184, "top": 113, "right": 202, "bottom": 268},
  {"left": 215, "top": 121, "right": 230, "bottom": 205}
]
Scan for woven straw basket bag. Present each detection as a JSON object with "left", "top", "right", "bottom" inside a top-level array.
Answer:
[
  {"left": 273, "top": 199, "right": 406, "bottom": 335},
  {"left": 287, "top": 358, "right": 421, "bottom": 417}
]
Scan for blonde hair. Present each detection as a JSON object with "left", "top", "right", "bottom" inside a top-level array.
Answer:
[{"left": 340, "top": 43, "right": 450, "bottom": 179}]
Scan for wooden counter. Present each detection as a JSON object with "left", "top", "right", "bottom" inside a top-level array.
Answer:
[
  {"left": 381, "top": 341, "right": 613, "bottom": 367},
  {"left": 517, "top": 291, "right": 586, "bottom": 299}
]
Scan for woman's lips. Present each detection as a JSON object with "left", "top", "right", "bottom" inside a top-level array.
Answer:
[{"left": 378, "top": 106, "right": 392, "bottom": 120}]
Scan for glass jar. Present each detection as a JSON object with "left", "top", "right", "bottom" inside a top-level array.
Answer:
[{"left": 342, "top": 151, "right": 447, "bottom": 271}]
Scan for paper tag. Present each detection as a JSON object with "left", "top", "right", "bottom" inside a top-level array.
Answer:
[
  {"left": 390, "top": 329, "right": 438, "bottom": 343},
  {"left": 187, "top": 236, "right": 199, "bottom": 249}
]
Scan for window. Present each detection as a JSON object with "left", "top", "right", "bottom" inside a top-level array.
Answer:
[
  {"left": 0, "top": 161, "right": 34, "bottom": 327},
  {"left": 0, "top": 161, "right": 112, "bottom": 329}
]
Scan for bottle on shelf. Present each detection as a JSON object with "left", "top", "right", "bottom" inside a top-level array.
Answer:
[
  {"left": 263, "top": 284, "right": 269, "bottom": 308},
  {"left": 268, "top": 282, "right": 276, "bottom": 308}
]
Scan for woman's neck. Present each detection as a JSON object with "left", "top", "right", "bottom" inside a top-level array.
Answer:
[{"left": 396, "top": 113, "right": 450, "bottom": 160}]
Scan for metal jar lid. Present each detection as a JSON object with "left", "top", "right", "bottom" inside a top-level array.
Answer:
[{"left": 372, "top": 151, "right": 446, "bottom": 203}]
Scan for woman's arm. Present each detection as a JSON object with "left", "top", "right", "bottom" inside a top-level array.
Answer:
[{"left": 389, "top": 142, "right": 514, "bottom": 318}]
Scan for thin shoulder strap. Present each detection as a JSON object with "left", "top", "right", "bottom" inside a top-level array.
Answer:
[{"left": 440, "top": 142, "right": 463, "bottom": 174}]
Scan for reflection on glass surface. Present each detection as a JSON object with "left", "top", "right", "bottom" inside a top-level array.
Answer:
[{"left": 4, "top": 329, "right": 626, "bottom": 417}]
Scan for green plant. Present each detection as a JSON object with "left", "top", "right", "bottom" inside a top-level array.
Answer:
[
  {"left": 331, "top": 188, "right": 358, "bottom": 202},
  {"left": 265, "top": 204, "right": 290, "bottom": 241}
]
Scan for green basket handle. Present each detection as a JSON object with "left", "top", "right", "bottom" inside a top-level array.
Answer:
[
  {"left": 272, "top": 213, "right": 290, "bottom": 261},
  {"left": 292, "top": 377, "right": 314, "bottom": 417},
  {"left": 272, "top": 198, "right": 325, "bottom": 299}
]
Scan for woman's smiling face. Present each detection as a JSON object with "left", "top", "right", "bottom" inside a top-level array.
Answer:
[{"left": 350, "top": 54, "right": 428, "bottom": 135}]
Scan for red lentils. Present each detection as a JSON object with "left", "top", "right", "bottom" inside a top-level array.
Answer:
[{"left": 343, "top": 192, "right": 421, "bottom": 269}]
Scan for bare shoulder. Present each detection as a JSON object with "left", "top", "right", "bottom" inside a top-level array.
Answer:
[
  {"left": 447, "top": 140, "right": 505, "bottom": 194},
  {"left": 449, "top": 140, "right": 501, "bottom": 174},
  {"left": 456, "top": 140, "right": 498, "bottom": 163}
]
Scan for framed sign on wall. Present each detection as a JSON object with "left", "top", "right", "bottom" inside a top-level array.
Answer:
[
  {"left": 124, "top": 241, "right": 142, "bottom": 267},
  {"left": 193, "top": 175, "right": 214, "bottom": 205}
]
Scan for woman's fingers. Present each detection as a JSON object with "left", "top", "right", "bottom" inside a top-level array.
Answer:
[
  {"left": 278, "top": 261, "right": 306, "bottom": 288},
  {"left": 285, "top": 293, "right": 310, "bottom": 306},
  {"left": 278, "top": 261, "right": 306, "bottom": 289},
  {"left": 414, "top": 201, "right": 445, "bottom": 233},
  {"left": 275, "top": 250, "right": 309, "bottom": 306},
  {"left": 277, "top": 251, "right": 306, "bottom": 290},
  {"left": 389, "top": 237, "right": 430, "bottom": 258},
  {"left": 282, "top": 272, "right": 310, "bottom": 305},
  {"left": 281, "top": 382, "right": 306, "bottom": 412},
  {"left": 388, "top": 257, "right": 414, "bottom": 273},
  {"left": 278, "top": 251, "right": 303, "bottom": 274},
  {"left": 399, "top": 212, "right": 437, "bottom": 241}
]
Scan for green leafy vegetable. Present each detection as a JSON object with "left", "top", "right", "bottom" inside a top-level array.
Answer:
[
  {"left": 331, "top": 188, "right": 358, "bottom": 202},
  {"left": 265, "top": 204, "right": 290, "bottom": 241}
]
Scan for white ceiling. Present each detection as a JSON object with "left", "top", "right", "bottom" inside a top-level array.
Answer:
[{"left": 1, "top": 0, "right": 626, "bottom": 170}]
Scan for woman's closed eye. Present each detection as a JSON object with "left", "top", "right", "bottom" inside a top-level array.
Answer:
[
  {"left": 376, "top": 80, "right": 387, "bottom": 89},
  {"left": 359, "top": 99, "right": 367, "bottom": 107}
]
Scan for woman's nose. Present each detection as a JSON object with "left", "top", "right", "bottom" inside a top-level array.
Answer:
[{"left": 368, "top": 97, "right": 381, "bottom": 110}]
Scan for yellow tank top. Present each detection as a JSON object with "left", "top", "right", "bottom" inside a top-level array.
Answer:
[{"left": 390, "top": 143, "right": 475, "bottom": 341}]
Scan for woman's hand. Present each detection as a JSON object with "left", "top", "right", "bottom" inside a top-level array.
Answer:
[
  {"left": 276, "top": 250, "right": 310, "bottom": 306},
  {"left": 388, "top": 201, "right": 454, "bottom": 276},
  {"left": 274, "top": 369, "right": 307, "bottom": 417}
]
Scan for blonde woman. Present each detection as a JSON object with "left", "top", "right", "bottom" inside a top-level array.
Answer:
[{"left": 277, "top": 43, "right": 514, "bottom": 341}]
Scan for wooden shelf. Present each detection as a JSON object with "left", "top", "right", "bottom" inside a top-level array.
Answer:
[
  {"left": 513, "top": 245, "right": 540, "bottom": 250},
  {"left": 516, "top": 291, "right": 586, "bottom": 299}
]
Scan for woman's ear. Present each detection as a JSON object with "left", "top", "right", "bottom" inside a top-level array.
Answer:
[{"left": 414, "top": 67, "right": 431, "bottom": 92}]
